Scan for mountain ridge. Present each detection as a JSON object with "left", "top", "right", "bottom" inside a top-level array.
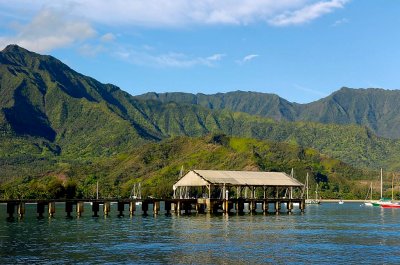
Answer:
[{"left": 136, "top": 87, "right": 400, "bottom": 138}]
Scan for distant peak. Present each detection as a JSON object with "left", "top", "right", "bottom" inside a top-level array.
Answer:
[{"left": 2, "top": 44, "right": 30, "bottom": 53}]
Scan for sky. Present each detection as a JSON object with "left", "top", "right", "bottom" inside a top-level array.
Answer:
[{"left": 0, "top": 0, "right": 399, "bottom": 103}]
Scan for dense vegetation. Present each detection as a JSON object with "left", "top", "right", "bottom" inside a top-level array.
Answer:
[
  {"left": 137, "top": 87, "right": 400, "bottom": 139},
  {"left": 1, "top": 45, "right": 400, "bottom": 200},
  {"left": 1, "top": 135, "right": 390, "bottom": 200}
]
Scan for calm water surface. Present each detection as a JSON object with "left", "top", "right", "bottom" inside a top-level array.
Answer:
[{"left": 0, "top": 202, "right": 400, "bottom": 264}]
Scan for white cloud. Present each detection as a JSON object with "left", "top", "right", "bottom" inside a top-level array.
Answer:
[
  {"left": 332, "top": 18, "right": 349, "bottom": 26},
  {"left": 78, "top": 44, "right": 105, "bottom": 57},
  {"left": 100, "top": 33, "right": 116, "bottom": 42},
  {"left": 0, "top": 1, "right": 349, "bottom": 28},
  {"left": 0, "top": 8, "right": 96, "bottom": 52},
  {"left": 243, "top": 54, "right": 259, "bottom": 62},
  {"left": 115, "top": 49, "right": 224, "bottom": 68},
  {"left": 269, "top": 0, "right": 348, "bottom": 26},
  {"left": 207, "top": 54, "right": 225, "bottom": 61}
]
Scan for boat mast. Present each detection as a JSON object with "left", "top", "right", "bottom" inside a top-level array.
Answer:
[
  {"left": 380, "top": 168, "right": 383, "bottom": 199},
  {"left": 306, "top": 173, "right": 309, "bottom": 200},
  {"left": 392, "top": 173, "right": 394, "bottom": 201},
  {"left": 370, "top": 182, "right": 372, "bottom": 201},
  {"left": 96, "top": 181, "right": 99, "bottom": 200}
]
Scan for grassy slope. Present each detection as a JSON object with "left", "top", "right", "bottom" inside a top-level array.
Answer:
[{"left": 0, "top": 135, "right": 380, "bottom": 200}]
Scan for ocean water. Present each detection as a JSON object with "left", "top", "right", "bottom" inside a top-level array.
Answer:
[{"left": 0, "top": 202, "right": 400, "bottom": 264}]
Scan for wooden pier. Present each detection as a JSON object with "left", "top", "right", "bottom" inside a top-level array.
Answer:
[
  {"left": 0, "top": 198, "right": 305, "bottom": 219},
  {"left": 1, "top": 170, "right": 308, "bottom": 219}
]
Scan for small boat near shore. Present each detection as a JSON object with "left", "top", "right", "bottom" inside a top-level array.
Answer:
[
  {"left": 381, "top": 203, "right": 400, "bottom": 208},
  {"left": 363, "top": 182, "right": 374, "bottom": 206}
]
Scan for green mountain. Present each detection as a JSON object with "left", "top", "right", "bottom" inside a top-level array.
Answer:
[
  {"left": 0, "top": 45, "right": 165, "bottom": 157},
  {"left": 137, "top": 91, "right": 298, "bottom": 121},
  {"left": 136, "top": 88, "right": 400, "bottom": 139},
  {"left": 1, "top": 45, "right": 400, "bottom": 199}
]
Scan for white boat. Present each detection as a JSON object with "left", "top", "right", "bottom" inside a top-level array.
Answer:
[
  {"left": 338, "top": 200, "right": 344, "bottom": 204},
  {"left": 363, "top": 182, "right": 374, "bottom": 206},
  {"left": 371, "top": 169, "right": 393, "bottom": 207}
]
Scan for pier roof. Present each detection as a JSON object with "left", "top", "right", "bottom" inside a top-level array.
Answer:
[{"left": 173, "top": 170, "right": 304, "bottom": 188}]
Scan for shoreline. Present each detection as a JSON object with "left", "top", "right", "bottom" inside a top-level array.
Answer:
[{"left": 320, "top": 199, "right": 365, "bottom": 203}]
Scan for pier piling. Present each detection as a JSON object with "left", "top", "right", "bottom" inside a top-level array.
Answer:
[
  {"left": 300, "top": 199, "right": 305, "bottom": 213},
  {"left": 236, "top": 199, "right": 244, "bottom": 214},
  {"left": 164, "top": 201, "right": 171, "bottom": 215},
  {"left": 103, "top": 202, "right": 110, "bottom": 216},
  {"left": 153, "top": 201, "right": 160, "bottom": 215},
  {"left": 275, "top": 201, "right": 280, "bottom": 214},
  {"left": 142, "top": 201, "right": 149, "bottom": 215},
  {"left": 48, "top": 202, "right": 56, "bottom": 218},
  {"left": 129, "top": 201, "right": 136, "bottom": 216},
  {"left": 76, "top": 202, "right": 84, "bottom": 217},
  {"left": 287, "top": 201, "right": 293, "bottom": 214},
  {"left": 263, "top": 201, "right": 269, "bottom": 214},
  {"left": 92, "top": 202, "right": 99, "bottom": 217},
  {"left": 37, "top": 202, "right": 45, "bottom": 218},
  {"left": 249, "top": 201, "right": 257, "bottom": 213},
  {"left": 65, "top": 202, "right": 73, "bottom": 218},
  {"left": 17, "top": 202, "right": 25, "bottom": 218},
  {"left": 117, "top": 202, "right": 124, "bottom": 217},
  {"left": 6, "top": 202, "right": 15, "bottom": 219}
]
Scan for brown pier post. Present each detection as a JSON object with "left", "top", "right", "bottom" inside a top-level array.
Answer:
[
  {"left": 300, "top": 199, "right": 305, "bottom": 213},
  {"left": 223, "top": 200, "right": 231, "bottom": 214},
  {"left": 205, "top": 199, "right": 213, "bottom": 214},
  {"left": 37, "top": 202, "right": 45, "bottom": 218},
  {"left": 263, "top": 200, "right": 269, "bottom": 214},
  {"left": 287, "top": 201, "right": 293, "bottom": 214},
  {"left": 196, "top": 203, "right": 205, "bottom": 214},
  {"left": 6, "top": 202, "right": 15, "bottom": 219},
  {"left": 76, "top": 201, "right": 84, "bottom": 217},
  {"left": 236, "top": 199, "right": 244, "bottom": 214},
  {"left": 176, "top": 201, "right": 182, "bottom": 215},
  {"left": 103, "top": 202, "right": 111, "bottom": 217},
  {"left": 153, "top": 201, "right": 160, "bottom": 215},
  {"left": 117, "top": 201, "right": 124, "bottom": 217},
  {"left": 17, "top": 202, "right": 25, "bottom": 218},
  {"left": 183, "top": 202, "right": 191, "bottom": 214},
  {"left": 164, "top": 201, "right": 171, "bottom": 215},
  {"left": 129, "top": 201, "right": 136, "bottom": 216},
  {"left": 275, "top": 201, "right": 280, "bottom": 215},
  {"left": 48, "top": 202, "right": 56, "bottom": 218},
  {"left": 65, "top": 202, "right": 73, "bottom": 218},
  {"left": 249, "top": 200, "right": 257, "bottom": 213},
  {"left": 92, "top": 202, "right": 99, "bottom": 217},
  {"left": 142, "top": 201, "right": 149, "bottom": 215}
]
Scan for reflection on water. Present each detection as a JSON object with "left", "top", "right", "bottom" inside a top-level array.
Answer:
[{"left": 1, "top": 203, "right": 400, "bottom": 264}]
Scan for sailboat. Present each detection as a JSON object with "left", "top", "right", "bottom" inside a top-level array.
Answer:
[
  {"left": 305, "top": 173, "right": 320, "bottom": 204},
  {"left": 381, "top": 173, "right": 400, "bottom": 208},
  {"left": 130, "top": 183, "right": 142, "bottom": 205},
  {"left": 372, "top": 168, "right": 392, "bottom": 207},
  {"left": 363, "top": 182, "right": 373, "bottom": 206}
]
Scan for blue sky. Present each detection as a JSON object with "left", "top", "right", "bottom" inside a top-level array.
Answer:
[{"left": 0, "top": 0, "right": 399, "bottom": 103}]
